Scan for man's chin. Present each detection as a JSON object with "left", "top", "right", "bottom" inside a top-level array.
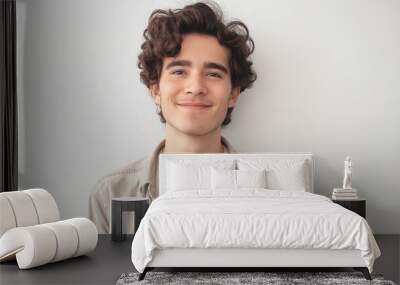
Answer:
[
  {"left": 179, "top": 128, "right": 216, "bottom": 137},
  {"left": 168, "top": 122, "right": 221, "bottom": 137}
]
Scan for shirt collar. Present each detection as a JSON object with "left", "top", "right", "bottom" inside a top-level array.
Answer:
[{"left": 139, "top": 135, "right": 237, "bottom": 199}]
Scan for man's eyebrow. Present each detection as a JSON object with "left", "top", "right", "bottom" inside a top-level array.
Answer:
[
  {"left": 165, "top": 60, "right": 191, "bottom": 70},
  {"left": 204, "top": 62, "right": 229, "bottom": 74},
  {"left": 165, "top": 59, "right": 229, "bottom": 74}
]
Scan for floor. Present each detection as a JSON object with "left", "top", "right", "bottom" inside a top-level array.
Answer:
[
  {"left": 0, "top": 234, "right": 398, "bottom": 284},
  {"left": 373, "top": 234, "right": 400, "bottom": 284}
]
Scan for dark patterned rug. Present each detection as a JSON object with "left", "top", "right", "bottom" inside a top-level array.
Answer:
[{"left": 116, "top": 271, "right": 397, "bottom": 285}]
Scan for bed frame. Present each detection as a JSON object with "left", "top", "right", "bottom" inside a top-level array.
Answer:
[
  {"left": 138, "top": 153, "right": 372, "bottom": 281},
  {"left": 140, "top": 248, "right": 371, "bottom": 280}
]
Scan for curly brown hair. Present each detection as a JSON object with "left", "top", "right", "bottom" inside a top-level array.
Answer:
[{"left": 138, "top": 1, "right": 257, "bottom": 126}]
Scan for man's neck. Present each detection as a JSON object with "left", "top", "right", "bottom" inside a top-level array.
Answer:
[{"left": 163, "top": 125, "right": 224, "bottom": 154}]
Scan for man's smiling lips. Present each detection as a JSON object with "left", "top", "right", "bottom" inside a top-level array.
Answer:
[{"left": 177, "top": 102, "right": 212, "bottom": 110}]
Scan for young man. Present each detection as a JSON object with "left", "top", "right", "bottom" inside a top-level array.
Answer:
[{"left": 89, "top": 1, "right": 257, "bottom": 234}]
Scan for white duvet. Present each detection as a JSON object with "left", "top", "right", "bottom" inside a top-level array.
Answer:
[{"left": 131, "top": 189, "right": 380, "bottom": 273}]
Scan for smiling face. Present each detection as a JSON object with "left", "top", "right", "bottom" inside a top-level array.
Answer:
[{"left": 150, "top": 33, "right": 240, "bottom": 137}]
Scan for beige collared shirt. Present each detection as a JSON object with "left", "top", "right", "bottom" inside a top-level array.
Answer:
[{"left": 88, "top": 136, "right": 237, "bottom": 234}]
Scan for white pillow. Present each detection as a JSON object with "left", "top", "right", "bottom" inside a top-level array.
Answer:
[
  {"left": 166, "top": 160, "right": 235, "bottom": 192},
  {"left": 211, "top": 168, "right": 236, "bottom": 190},
  {"left": 237, "top": 159, "right": 307, "bottom": 191},
  {"left": 211, "top": 168, "right": 267, "bottom": 190},
  {"left": 236, "top": 169, "right": 267, "bottom": 188},
  {"left": 167, "top": 163, "right": 209, "bottom": 191}
]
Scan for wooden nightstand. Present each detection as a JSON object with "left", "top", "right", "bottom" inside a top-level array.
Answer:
[{"left": 332, "top": 198, "right": 366, "bottom": 218}]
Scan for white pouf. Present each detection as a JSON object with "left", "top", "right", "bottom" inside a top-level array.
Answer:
[
  {"left": 0, "top": 218, "right": 98, "bottom": 269},
  {"left": 0, "top": 189, "right": 98, "bottom": 269}
]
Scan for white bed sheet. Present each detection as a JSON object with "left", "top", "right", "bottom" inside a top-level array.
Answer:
[{"left": 131, "top": 189, "right": 380, "bottom": 273}]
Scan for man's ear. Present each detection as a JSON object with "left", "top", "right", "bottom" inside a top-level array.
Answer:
[
  {"left": 150, "top": 84, "right": 161, "bottom": 105},
  {"left": 228, "top": 87, "right": 241, "bottom": 108}
]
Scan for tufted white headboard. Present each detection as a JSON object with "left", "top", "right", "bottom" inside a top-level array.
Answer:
[{"left": 158, "top": 153, "right": 314, "bottom": 195}]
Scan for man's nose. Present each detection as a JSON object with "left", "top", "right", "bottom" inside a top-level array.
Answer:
[{"left": 184, "top": 73, "right": 207, "bottom": 96}]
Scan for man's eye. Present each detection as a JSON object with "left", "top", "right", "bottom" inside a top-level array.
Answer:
[
  {"left": 208, "top": 72, "right": 222, "bottom": 78},
  {"left": 171, "top": 70, "right": 185, "bottom": 75}
]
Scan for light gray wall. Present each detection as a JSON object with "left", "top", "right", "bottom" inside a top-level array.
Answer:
[{"left": 16, "top": 0, "right": 400, "bottom": 234}]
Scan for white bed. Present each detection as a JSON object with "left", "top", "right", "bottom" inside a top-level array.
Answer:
[{"left": 131, "top": 153, "right": 380, "bottom": 281}]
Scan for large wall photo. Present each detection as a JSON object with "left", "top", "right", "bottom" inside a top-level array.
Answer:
[{"left": 16, "top": 0, "right": 400, "bottom": 234}]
